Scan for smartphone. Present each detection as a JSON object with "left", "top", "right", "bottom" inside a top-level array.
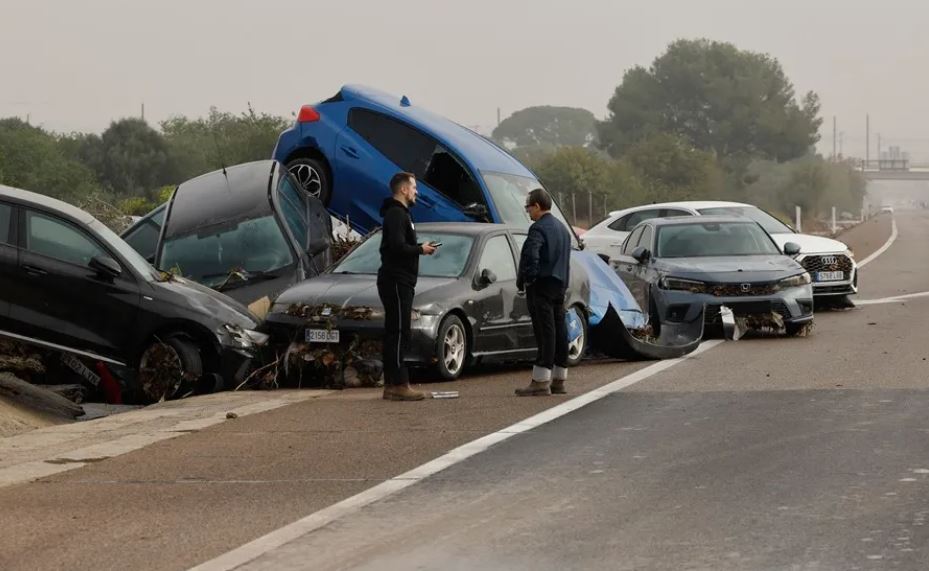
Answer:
[{"left": 430, "top": 241, "right": 443, "bottom": 247}]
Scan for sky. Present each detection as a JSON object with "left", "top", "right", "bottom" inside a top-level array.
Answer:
[{"left": 3, "top": 0, "right": 929, "bottom": 160}]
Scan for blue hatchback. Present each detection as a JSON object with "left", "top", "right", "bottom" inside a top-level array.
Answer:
[{"left": 273, "top": 85, "right": 578, "bottom": 235}]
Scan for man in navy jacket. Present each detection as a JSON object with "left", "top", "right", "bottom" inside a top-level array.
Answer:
[{"left": 516, "top": 188, "right": 571, "bottom": 396}]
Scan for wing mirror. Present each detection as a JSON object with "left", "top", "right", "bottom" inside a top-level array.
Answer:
[
  {"left": 90, "top": 255, "right": 122, "bottom": 279},
  {"left": 631, "top": 246, "right": 651, "bottom": 264},
  {"left": 478, "top": 268, "right": 497, "bottom": 286},
  {"left": 597, "top": 253, "right": 611, "bottom": 264},
  {"left": 783, "top": 242, "right": 801, "bottom": 256},
  {"left": 463, "top": 203, "right": 490, "bottom": 222}
]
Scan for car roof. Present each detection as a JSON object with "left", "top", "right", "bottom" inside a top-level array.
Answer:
[
  {"left": 647, "top": 215, "right": 761, "bottom": 227},
  {"left": 165, "top": 160, "right": 277, "bottom": 238},
  {"left": 0, "top": 184, "right": 96, "bottom": 224},
  {"left": 607, "top": 200, "right": 750, "bottom": 217},
  {"left": 339, "top": 85, "right": 536, "bottom": 178}
]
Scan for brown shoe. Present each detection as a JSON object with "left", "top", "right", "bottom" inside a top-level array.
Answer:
[
  {"left": 383, "top": 383, "right": 426, "bottom": 401},
  {"left": 515, "top": 380, "right": 551, "bottom": 397},
  {"left": 551, "top": 379, "right": 566, "bottom": 395}
]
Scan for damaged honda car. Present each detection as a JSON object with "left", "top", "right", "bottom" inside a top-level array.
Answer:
[
  {"left": 262, "top": 223, "right": 592, "bottom": 380},
  {"left": 122, "top": 160, "right": 332, "bottom": 306},
  {"left": 0, "top": 184, "right": 268, "bottom": 403},
  {"left": 613, "top": 216, "right": 814, "bottom": 337}
]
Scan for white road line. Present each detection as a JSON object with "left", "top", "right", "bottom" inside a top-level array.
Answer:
[
  {"left": 858, "top": 217, "right": 898, "bottom": 268},
  {"left": 189, "top": 340, "right": 724, "bottom": 571},
  {"left": 192, "top": 215, "right": 902, "bottom": 571},
  {"left": 855, "top": 290, "right": 929, "bottom": 306}
]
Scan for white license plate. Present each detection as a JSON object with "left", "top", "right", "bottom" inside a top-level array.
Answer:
[
  {"left": 305, "top": 328, "right": 340, "bottom": 343},
  {"left": 817, "top": 271, "right": 844, "bottom": 282}
]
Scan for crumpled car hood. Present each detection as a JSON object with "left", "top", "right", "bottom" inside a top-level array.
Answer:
[
  {"left": 152, "top": 276, "right": 258, "bottom": 328},
  {"left": 656, "top": 255, "right": 805, "bottom": 282}
]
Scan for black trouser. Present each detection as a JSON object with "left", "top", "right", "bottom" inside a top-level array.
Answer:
[
  {"left": 378, "top": 280, "right": 414, "bottom": 386},
  {"left": 527, "top": 277, "right": 568, "bottom": 371}
]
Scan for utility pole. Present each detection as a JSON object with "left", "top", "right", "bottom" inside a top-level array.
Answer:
[
  {"left": 832, "top": 116, "right": 837, "bottom": 162},
  {"left": 496, "top": 107, "right": 501, "bottom": 127},
  {"left": 866, "top": 114, "right": 870, "bottom": 167},
  {"left": 877, "top": 133, "right": 882, "bottom": 166},
  {"left": 141, "top": 102, "right": 145, "bottom": 121},
  {"left": 839, "top": 132, "right": 844, "bottom": 158}
]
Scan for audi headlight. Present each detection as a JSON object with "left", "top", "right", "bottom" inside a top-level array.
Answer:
[
  {"left": 777, "top": 273, "right": 812, "bottom": 290},
  {"left": 659, "top": 276, "right": 708, "bottom": 293}
]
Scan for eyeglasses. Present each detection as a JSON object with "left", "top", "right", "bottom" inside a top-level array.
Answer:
[{"left": 524, "top": 203, "right": 536, "bottom": 211}]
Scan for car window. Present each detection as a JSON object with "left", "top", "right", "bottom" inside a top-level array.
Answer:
[
  {"left": 423, "top": 148, "right": 485, "bottom": 207},
  {"left": 661, "top": 208, "right": 694, "bottom": 219},
  {"left": 657, "top": 222, "right": 781, "bottom": 258},
  {"left": 477, "top": 235, "right": 517, "bottom": 282},
  {"left": 611, "top": 209, "right": 662, "bottom": 232},
  {"left": 25, "top": 210, "right": 106, "bottom": 267},
  {"left": 123, "top": 206, "right": 165, "bottom": 262},
  {"left": 637, "top": 225, "right": 654, "bottom": 250},
  {"left": 160, "top": 215, "right": 294, "bottom": 287},
  {"left": 333, "top": 232, "right": 474, "bottom": 278},
  {"left": 277, "top": 174, "right": 310, "bottom": 248},
  {"left": 0, "top": 203, "right": 12, "bottom": 244},
  {"left": 622, "top": 226, "right": 645, "bottom": 255},
  {"left": 348, "top": 108, "right": 436, "bottom": 178}
]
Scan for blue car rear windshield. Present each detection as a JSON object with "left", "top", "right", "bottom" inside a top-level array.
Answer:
[
  {"left": 657, "top": 222, "right": 780, "bottom": 258},
  {"left": 333, "top": 232, "right": 473, "bottom": 278}
]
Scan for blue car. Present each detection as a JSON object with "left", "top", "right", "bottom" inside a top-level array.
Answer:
[
  {"left": 272, "top": 85, "right": 575, "bottom": 233},
  {"left": 273, "top": 85, "right": 703, "bottom": 359}
]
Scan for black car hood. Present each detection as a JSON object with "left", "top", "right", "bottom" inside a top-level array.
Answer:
[
  {"left": 272, "top": 274, "right": 457, "bottom": 309},
  {"left": 655, "top": 255, "right": 804, "bottom": 283},
  {"left": 151, "top": 276, "right": 258, "bottom": 328}
]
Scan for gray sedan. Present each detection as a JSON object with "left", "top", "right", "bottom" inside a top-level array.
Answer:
[{"left": 612, "top": 216, "right": 814, "bottom": 336}]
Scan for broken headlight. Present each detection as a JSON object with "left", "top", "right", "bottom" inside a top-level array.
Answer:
[
  {"left": 776, "top": 272, "right": 812, "bottom": 290},
  {"left": 222, "top": 324, "right": 270, "bottom": 348},
  {"left": 659, "top": 276, "right": 708, "bottom": 293}
]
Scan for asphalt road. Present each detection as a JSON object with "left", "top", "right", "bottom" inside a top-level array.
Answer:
[{"left": 0, "top": 211, "right": 912, "bottom": 571}]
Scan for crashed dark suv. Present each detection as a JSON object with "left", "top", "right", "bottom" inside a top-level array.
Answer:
[{"left": 0, "top": 185, "right": 267, "bottom": 402}]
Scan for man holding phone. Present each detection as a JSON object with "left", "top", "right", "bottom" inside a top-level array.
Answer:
[{"left": 378, "top": 172, "right": 438, "bottom": 401}]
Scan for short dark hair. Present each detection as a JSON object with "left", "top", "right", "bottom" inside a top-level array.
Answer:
[
  {"left": 390, "top": 172, "right": 415, "bottom": 195},
  {"left": 526, "top": 188, "right": 552, "bottom": 211}
]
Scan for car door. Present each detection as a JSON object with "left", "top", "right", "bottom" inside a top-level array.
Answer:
[
  {"left": 337, "top": 108, "right": 472, "bottom": 230},
  {"left": 510, "top": 233, "right": 536, "bottom": 348},
  {"left": 0, "top": 202, "right": 17, "bottom": 328},
  {"left": 626, "top": 224, "right": 655, "bottom": 311},
  {"left": 613, "top": 225, "right": 650, "bottom": 310},
  {"left": 11, "top": 208, "right": 141, "bottom": 361},
  {"left": 603, "top": 208, "right": 663, "bottom": 260},
  {"left": 469, "top": 233, "right": 521, "bottom": 354}
]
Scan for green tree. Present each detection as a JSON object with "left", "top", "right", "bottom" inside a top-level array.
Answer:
[
  {"left": 161, "top": 105, "right": 290, "bottom": 181},
  {"left": 599, "top": 39, "right": 821, "bottom": 162},
  {"left": 494, "top": 106, "right": 598, "bottom": 155},
  {"left": 0, "top": 118, "right": 100, "bottom": 201},
  {"left": 621, "top": 133, "right": 724, "bottom": 203}
]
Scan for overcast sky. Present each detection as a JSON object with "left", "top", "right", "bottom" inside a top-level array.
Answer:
[{"left": 3, "top": 0, "right": 928, "bottom": 159}]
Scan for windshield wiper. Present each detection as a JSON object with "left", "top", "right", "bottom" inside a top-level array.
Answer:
[{"left": 204, "top": 267, "right": 287, "bottom": 291}]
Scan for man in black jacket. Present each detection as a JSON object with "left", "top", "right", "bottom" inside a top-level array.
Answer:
[
  {"left": 378, "top": 172, "right": 437, "bottom": 401},
  {"left": 516, "top": 188, "right": 571, "bottom": 396}
]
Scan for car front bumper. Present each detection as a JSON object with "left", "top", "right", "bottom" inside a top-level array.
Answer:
[
  {"left": 798, "top": 253, "right": 858, "bottom": 296},
  {"left": 262, "top": 312, "right": 443, "bottom": 367},
  {"left": 655, "top": 285, "right": 815, "bottom": 326}
]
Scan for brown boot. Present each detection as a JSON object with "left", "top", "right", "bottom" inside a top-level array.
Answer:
[
  {"left": 515, "top": 380, "right": 551, "bottom": 397},
  {"left": 383, "top": 383, "right": 426, "bottom": 401},
  {"left": 550, "top": 379, "right": 566, "bottom": 395}
]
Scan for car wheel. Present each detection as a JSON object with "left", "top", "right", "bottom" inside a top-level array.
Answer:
[
  {"left": 137, "top": 336, "right": 203, "bottom": 403},
  {"left": 287, "top": 157, "right": 331, "bottom": 205},
  {"left": 565, "top": 305, "right": 588, "bottom": 367},
  {"left": 435, "top": 315, "right": 468, "bottom": 380}
]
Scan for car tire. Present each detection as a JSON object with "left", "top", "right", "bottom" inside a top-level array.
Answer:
[
  {"left": 565, "top": 305, "right": 588, "bottom": 367},
  {"left": 286, "top": 157, "right": 331, "bottom": 205},
  {"left": 435, "top": 315, "right": 468, "bottom": 380},
  {"left": 137, "top": 335, "right": 204, "bottom": 403}
]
